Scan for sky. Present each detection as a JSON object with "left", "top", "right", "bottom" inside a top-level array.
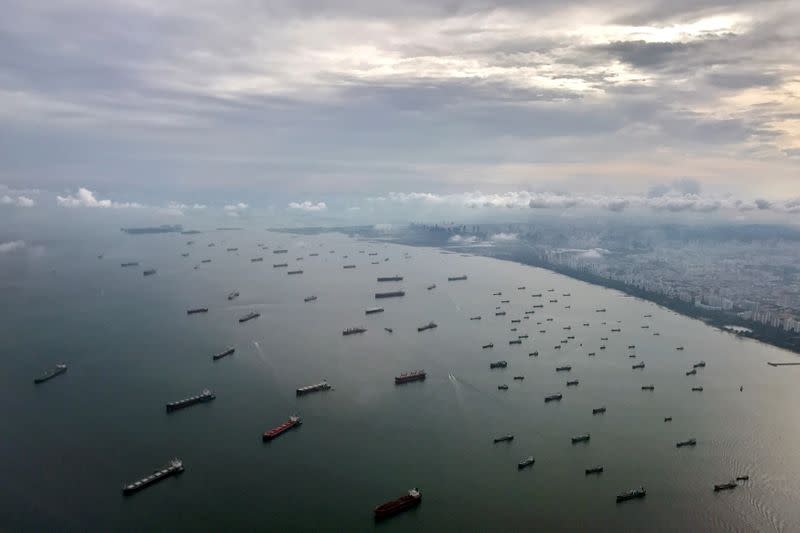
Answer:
[{"left": 0, "top": 0, "right": 799, "bottom": 223}]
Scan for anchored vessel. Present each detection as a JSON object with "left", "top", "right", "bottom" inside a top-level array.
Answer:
[
  {"left": 304, "top": 296, "right": 318, "bottom": 302},
  {"left": 632, "top": 362, "right": 645, "bottom": 369},
  {"left": 375, "top": 291, "right": 405, "bottom": 299},
  {"left": 482, "top": 343, "right": 494, "bottom": 349},
  {"left": 343, "top": 264, "right": 356, "bottom": 269},
  {"left": 518, "top": 456, "right": 535, "bottom": 469},
  {"left": 251, "top": 257, "right": 263, "bottom": 262},
  {"left": 498, "top": 384, "right": 509, "bottom": 390},
  {"left": 427, "top": 284, "right": 437, "bottom": 290},
  {"left": 556, "top": 365, "right": 572, "bottom": 372},
  {"left": 692, "top": 386, "right": 704, "bottom": 392},
  {"left": 273, "top": 249, "right": 288, "bottom": 254},
  {"left": 121, "top": 262, "right": 139, "bottom": 267},
  {"left": 201, "top": 259, "right": 212, "bottom": 263},
  {"left": 693, "top": 361, "right": 706, "bottom": 368},
  {"left": 676, "top": 438, "right": 697, "bottom": 448},
  {"left": 213, "top": 347, "right": 235, "bottom": 361},
  {"left": 642, "top": 385, "right": 655, "bottom": 391},
  {"left": 572, "top": 434, "right": 591, "bottom": 444},
  {"left": 686, "top": 369, "right": 697, "bottom": 376},
  {"left": 273, "top": 263, "right": 288, "bottom": 268},
  {"left": 470, "top": 316, "right": 482, "bottom": 320},
  {"left": 143, "top": 269, "right": 157, "bottom": 276},
  {"left": 343, "top": 327, "right": 367, "bottom": 336},
  {"left": 395, "top": 370, "right": 426, "bottom": 384},
  {"left": 296, "top": 381, "right": 331, "bottom": 396},
  {"left": 593, "top": 407, "right": 607, "bottom": 415},
  {"left": 228, "top": 291, "right": 240, "bottom": 300},
  {"left": 494, "top": 434, "right": 514, "bottom": 443},
  {"left": 377, "top": 276, "right": 403, "bottom": 282},
  {"left": 448, "top": 275, "right": 467, "bottom": 281},
  {"left": 513, "top": 375, "right": 525, "bottom": 380},
  {"left": 509, "top": 339, "right": 521, "bottom": 345},
  {"left": 34, "top": 364, "right": 67, "bottom": 384},
  {"left": 166, "top": 389, "right": 215, "bottom": 412},
  {"left": 263, "top": 415, "right": 302, "bottom": 441},
  {"left": 418, "top": 322, "right": 437, "bottom": 332},
  {"left": 586, "top": 466, "right": 604, "bottom": 475},
  {"left": 287, "top": 270, "right": 303, "bottom": 275},
  {"left": 239, "top": 312, "right": 260, "bottom": 323},
  {"left": 545, "top": 393, "right": 563, "bottom": 403},
  {"left": 490, "top": 360, "right": 508, "bottom": 369},
  {"left": 374, "top": 488, "right": 422, "bottom": 520},
  {"left": 617, "top": 487, "right": 646, "bottom": 503},
  {"left": 187, "top": 308, "right": 208, "bottom": 315},
  {"left": 566, "top": 380, "right": 579, "bottom": 386},
  {"left": 714, "top": 480, "right": 737, "bottom": 492},
  {"left": 122, "top": 459, "right": 184, "bottom": 495}
]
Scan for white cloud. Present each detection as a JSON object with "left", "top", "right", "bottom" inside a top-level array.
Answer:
[
  {"left": 1, "top": 194, "right": 35, "bottom": 207},
  {"left": 0, "top": 240, "right": 25, "bottom": 253},
  {"left": 373, "top": 223, "right": 395, "bottom": 232},
  {"left": 288, "top": 200, "right": 327, "bottom": 212},
  {"left": 56, "top": 187, "right": 143, "bottom": 208},
  {"left": 449, "top": 235, "right": 478, "bottom": 244},
  {"left": 223, "top": 202, "right": 248, "bottom": 217},
  {"left": 490, "top": 232, "right": 518, "bottom": 241}
]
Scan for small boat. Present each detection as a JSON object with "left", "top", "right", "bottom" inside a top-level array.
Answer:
[
  {"left": 518, "top": 456, "right": 535, "bottom": 469},
  {"left": 714, "top": 481, "right": 737, "bottom": 492},
  {"left": 617, "top": 487, "right": 646, "bottom": 502},
  {"left": 143, "top": 269, "right": 157, "bottom": 276},
  {"left": 585, "top": 467, "right": 604, "bottom": 475},
  {"left": 592, "top": 407, "right": 606, "bottom": 415},
  {"left": 498, "top": 384, "right": 509, "bottom": 390},
  {"left": 676, "top": 438, "right": 697, "bottom": 448},
  {"left": 493, "top": 434, "right": 514, "bottom": 443},
  {"left": 571, "top": 434, "right": 590, "bottom": 444}
]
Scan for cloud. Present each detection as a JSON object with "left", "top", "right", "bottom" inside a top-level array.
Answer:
[
  {"left": 288, "top": 201, "right": 327, "bottom": 212},
  {"left": 1, "top": 194, "right": 35, "bottom": 207},
  {"left": 157, "top": 201, "right": 207, "bottom": 216},
  {"left": 223, "top": 202, "right": 248, "bottom": 217},
  {"left": 449, "top": 235, "right": 478, "bottom": 244},
  {"left": 56, "top": 187, "right": 143, "bottom": 208},
  {"left": 373, "top": 223, "right": 395, "bottom": 232},
  {"left": 490, "top": 232, "right": 518, "bottom": 241},
  {"left": 0, "top": 240, "right": 26, "bottom": 253}
]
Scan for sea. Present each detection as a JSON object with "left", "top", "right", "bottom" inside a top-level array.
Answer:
[{"left": 1, "top": 228, "right": 799, "bottom": 532}]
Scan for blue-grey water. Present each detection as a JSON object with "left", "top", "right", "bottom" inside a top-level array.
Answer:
[{"left": 2, "top": 229, "right": 800, "bottom": 531}]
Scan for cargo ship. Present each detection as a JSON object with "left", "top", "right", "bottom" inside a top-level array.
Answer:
[
  {"left": 181, "top": 253, "right": 189, "bottom": 257},
  {"left": 482, "top": 343, "right": 494, "bottom": 349},
  {"left": 368, "top": 252, "right": 378, "bottom": 256},
  {"left": 187, "top": 308, "right": 208, "bottom": 315},
  {"left": 309, "top": 253, "right": 319, "bottom": 257},
  {"left": 532, "top": 293, "right": 542, "bottom": 297},
  {"left": 632, "top": 362, "right": 645, "bottom": 369},
  {"left": 365, "top": 307, "right": 384, "bottom": 314},
  {"left": 490, "top": 360, "right": 508, "bottom": 369},
  {"left": 374, "top": 488, "right": 421, "bottom": 520},
  {"left": 273, "top": 263, "right": 288, "bottom": 268},
  {"left": 166, "top": 389, "right": 215, "bottom": 412},
  {"left": 34, "top": 364, "right": 67, "bottom": 384},
  {"left": 296, "top": 381, "right": 331, "bottom": 396},
  {"left": 228, "top": 291, "right": 240, "bottom": 300},
  {"left": 529, "top": 351, "right": 539, "bottom": 357},
  {"left": 343, "top": 327, "right": 367, "bottom": 336},
  {"left": 447, "top": 275, "right": 467, "bottom": 281},
  {"left": 714, "top": 481, "right": 737, "bottom": 492},
  {"left": 566, "top": 380, "right": 579, "bottom": 386},
  {"left": 617, "top": 487, "right": 646, "bottom": 502},
  {"left": 213, "top": 347, "right": 235, "bottom": 361},
  {"left": 498, "top": 384, "right": 509, "bottom": 390},
  {"left": 304, "top": 296, "right": 318, "bottom": 302},
  {"left": 556, "top": 365, "right": 572, "bottom": 372},
  {"left": 273, "top": 249, "right": 288, "bottom": 254},
  {"left": 593, "top": 406, "right": 606, "bottom": 414},
  {"left": 427, "top": 284, "right": 436, "bottom": 290},
  {"left": 121, "top": 262, "right": 139, "bottom": 267},
  {"left": 143, "top": 269, "right": 157, "bottom": 276},
  {"left": 377, "top": 276, "right": 403, "bottom": 282},
  {"left": 586, "top": 466, "right": 604, "bottom": 475},
  {"left": 122, "top": 458, "right": 184, "bottom": 495},
  {"left": 239, "top": 312, "right": 260, "bottom": 323},
  {"left": 693, "top": 361, "right": 706, "bottom": 368},
  {"left": 572, "top": 434, "right": 590, "bottom": 443},
  {"left": 495, "top": 311, "right": 506, "bottom": 316},
  {"left": 251, "top": 257, "right": 263, "bottom": 262},
  {"left": 676, "top": 438, "right": 697, "bottom": 448},
  {"left": 513, "top": 375, "right": 525, "bottom": 380},
  {"left": 287, "top": 270, "right": 303, "bottom": 275},
  {"left": 509, "top": 339, "right": 521, "bottom": 345},
  {"left": 226, "top": 247, "right": 238, "bottom": 252},
  {"left": 262, "top": 415, "right": 302, "bottom": 441},
  {"left": 518, "top": 456, "right": 535, "bottom": 469},
  {"left": 375, "top": 291, "right": 405, "bottom": 299},
  {"left": 395, "top": 370, "right": 426, "bottom": 384},
  {"left": 470, "top": 316, "right": 481, "bottom": 320},
  {"left": 201, "top": 259, "right": 212, "bottom": 263},
  {"left": 642, "top": 385, "right": 655, "bottom": 390},
  {"left": 517, "top": 286, "right": 526, "bottom": 290},
  {"left": 343, "top": 264, "right": 356, "bottom": 269},
  {"left": 692, "top": 386, "right": 704, "bottom": 392},
  {"left": 545, "top": 393, "right": 562, "bottom": 402},
  {"left": 418, "top": 321, "right": 437, "bottom": 332}
]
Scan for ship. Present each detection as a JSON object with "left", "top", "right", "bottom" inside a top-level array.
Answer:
[
  {"left": 418, "top": 321, "right": 437, "bottom": 332},
  {"left": 226, "top": 247, "right": 238, "bottom": 252},
  {"left": 181, "top": 253, "right": 189, "bottom": 257},
  {"left": 495, "top": 311, "right": 507, "bottom": 316},
  {"left": 287, "top": 270, "right": 303, "bottom": 275},
  {"left": 736, "top": 475, "right": 749, "bottom": 481},
  {"left": 448, "top": 275, "right": 467, "bottom": 281},
  {"left": 371, "top": 261, "right": 380, "bottom": 265},
  {"left": 384, "top": 328, "right": 393, "bottom": 333},
  {"left": 201, "top": 259, "right": 212, "bottom": 263},
  {"left": 692, "top": 386, "right": 704, "bottom": 392},
  {"left": 676, "top": 346, "right": 685, "bottom": 351},
  {"left": 309, "top": 253, "right": 319, "bottom": 257},
  {"left": 554, "top": 345, "right": 561, "bottom": 350},
  {"left": 427, "top": 284, "right": 436, "bottom": 290},
  {"left": 714, "top": 481, "right": 737, "bottom": 492},
  {"left": 632, "top": 362, "right": 645, "bottom": 369},
  {"left": 304, "top": 296, "right": 318, "bottom": 302},
  {"left": 601, "top": 337, "right": 609, "bottom": 341},
  {"left": 532, "top": 293, "right": 542, "bottom": 297},
  {"left": 549, "top": 299, "right": 558, "bottom": 303},
  {"left": 529, "top": 351, "right": 539, "bottom": 357},
  {"left": 586, "top": 466, "right": 604, "bottom": 475},
  {"left": 511, "top": 319, "right": 521, "bottom": 323},
  {"left": 498, "top": 384, "right": 509, "bottom": 390},
  {"left": 166, "top": 389, "right": 215, "bottom": 412},
  {"left": 273, "top": 263, "right": 288, "bottom": 268},
  {"left": 186, "top": 308, "right": 208, "bottom": 315},
  {"left": 121, "top": 262, "right": 139, "bottom": 267},
  {"left": 492, "top": 292, "right": 502, "bottom": 296},
  {"left": 374, "top": 488, "right": 421, "bottom": 520},
  {"left": 143, "top": 269, "right": 157, "bottom": 276},
  {"left": 34, "top": 364, "right": 67, "bottom": 384},
  {"left": 368, "top": 252, "right": 378, "bottom": 256},
  {"left": 482, "top": 343, "right": 494, "bottom": 349},
  {"left": 518, "top": 334, "right": 529, "bottom": 339},
  {"left": 213, "top": 347, "right": 235, "bottom": 361},
  {"left": 513, "top": 375, "right": 525, "bottom": 380},
  {"left": 343, "top": 327, "right": 367, "bottom": 336},
  {"left": 571, "top": 434, "right": 590, "bottom": 444},
  {"left": 490, "top": 360, "right": 508, "bottom": 369},
  {"left": 509, "top": 339, "right": 521, "bottom": 345},
  {"left": 377, "top": 276, "right": 403, "bottom": 282},
  {"left": 228, "top": 291, "right": 240, "bottom": 300},
  {"left": 343, "top": 264, "right": 356, "bottom": 269},
  {"left": 616, "top": 487, "right": 646, "bottom": 502},
  {"left": 693, "top": 361, "right": 706, "bottom": 368},
  {"left": 566, "top": 380, "right": 579, "bottom": 386},
  {"left": 686, "top": 369, "right": 697, "bottom": 376},
  {"left": 592, "top": 407, "right": 606, "bottom": 415},
  {"left": 610, "top": 328, "right": 621, "bottom": 332},
  {"left": 395, "top": 370, "right": 426, "bottom": 384},
  {"left": 494, "top": 434, "right": 514, "bottom": 443},
  {"left": 629, "top": 354, "right": 637, "bottom": 358},
  {"left": 273, "top": 249, "right": 288, "bottom": 254},
  {"left": 642, "top": 385, "right": 655, "bottom": 390},
  {"left": 556, "top": 365, "right": 572, "bottom": 372},
  {"left": 263, "top": 415, "right": 302, "bottom": 441},
  {"left": 470, "top": 316, "right": 482, "bottom": 320},
  {"left": 588, "top": 352, "right": 596, "bottom": 357},
  {"left": 122, "top": 458, "right": 184, "bottom": 495},
  {"left": 545, "top": 393, "right": 562, "bottom": 402},
  {"left": 239, "top": 312, "right": 260, "bottom": 323},
  {"left": 251, "top": 257, "right": 264, "bottom": 262},
  {"left": 676, "top": 438, "right": 697, "bottom": 448},
  {"left": 518, "top": 456, "right": 535, "bottom": 469},
  {"left": 500, "top": 300, "right": 510, "bottom": 303},
  {"left": 296, "top": 381, "right": 331, "bottom": 396},
  {"left": 375, "top": 291, "right": 405, "bottom": 299},
  {"left": 596, "top": 308, "right": 606, "bottom": 312},
  {"left": 628, "top": 345, "right": 636, "bottom": 349}
]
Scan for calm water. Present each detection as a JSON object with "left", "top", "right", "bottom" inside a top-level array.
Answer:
[{"left": 2, "top": 229, "right": 800, "bottom": 532}]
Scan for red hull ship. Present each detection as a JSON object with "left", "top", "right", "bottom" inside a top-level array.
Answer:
[
  {"left": 262, "top": 415, "right": 302, "bottom": 441},
  {"left": 395, "top": 370, "right": 426, "bottom": 385},
  {"left": 374, "top": 488, "right": 421, "bottom": 520}
]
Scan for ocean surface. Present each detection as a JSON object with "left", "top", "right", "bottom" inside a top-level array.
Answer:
[{"left": 2, "top": 228, "right": 800, "bottom": 532}]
